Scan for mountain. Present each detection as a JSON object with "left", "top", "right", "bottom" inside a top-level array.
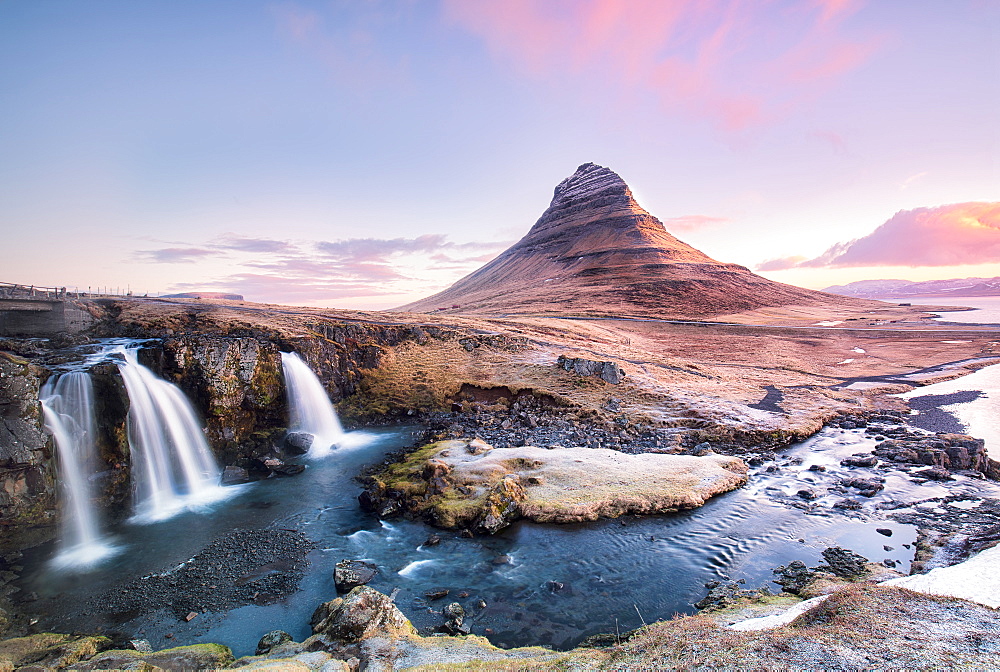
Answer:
[
  {"left": 397, "top": 163, "right": 869, "bottom": 318},
  {"left": 824, "top": 278, "right": 1000, "bottom": 299}
]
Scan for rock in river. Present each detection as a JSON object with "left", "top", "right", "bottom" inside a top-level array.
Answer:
[
  {"left": 334, "top": 559, "right": 378, "bottom": 593},
  {"left": 362, "top": 439, "right": 748, "bottom": 534}
]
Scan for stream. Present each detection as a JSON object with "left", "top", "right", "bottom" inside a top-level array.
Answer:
[{"left": 23, "top": 420, "right": 995, "bottom": 657}]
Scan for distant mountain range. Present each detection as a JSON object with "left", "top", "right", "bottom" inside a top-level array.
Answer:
[
  {"left": 162, "top": 292, "right": 245, "bottom": 301},
  {"left": 823, "top": 278, "right": 1000, "bottom": 299},
  {"left": 397, "top": 163, "right": 870, "bottom": 318}
]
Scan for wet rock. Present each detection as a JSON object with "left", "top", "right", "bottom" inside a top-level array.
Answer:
[
  {"left": 797, "top": 488, "right": 819, "bottom": 500},
  {"left": 424, "top": 589, "right": 450, "bottom": 600},
  {"left": 772, "top": 561, "right": 816, "bottom": 595},
  {"left": 312, "top": 586, "right": 416, "bottom": 643},
  {"left": 833, "top": 498, "right": 863, "bottom": 510},
  {"left": 334, "top": 559, "right": 378, "bottom": 593},
  {"left": 221, "top": 465, "right": 250, "bottom": 485},
  {"left": 695, "top": 579, "right": 767, "bottom": 611},
  {"left": 284, "top": 432, "right": 314, "bottom": 456},
  {"left": 820, "top": 547, "right": 870, "bottom": 578},
  {"left": 839, "top": 476, "right": 885, "bottom": 497},
  {"left": 270, "top": 463, "right": 306, "bottom": 476},
  {"left": 807, "top": 464, "right": 826, "bottom": 472},
  {"left": 256, "top": 630, "right": 293, "bottom": 655},
  {"left": 475, "top": 475, "right": 525, "bottom": 535},
  {"left": 440, "top": 602, "right": 470, "bottom": 635},
  {"left": 422, "top": 534, "right": 442, "bottom": 547},
  {"left": 913, "top": 465, "right": 952, "bottom": 481},
  {"left": 841, "top": 453, "right": 878, "bottom": 468},
  {"left": 547, "top": 580, "right": 565, "bottom": 593},
  {"left": 877, "top": 528, "right": 893, "bottom": 537}
]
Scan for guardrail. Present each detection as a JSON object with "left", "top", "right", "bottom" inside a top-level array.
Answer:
[{"left": 0, "top": 282, "right": 141, "bottom": 300}]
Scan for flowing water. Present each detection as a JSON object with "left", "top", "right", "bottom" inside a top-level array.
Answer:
[
  {"left": 23, "top": 422, "right": 994, "bottom": 657},
  {"left": 39, "top": 372, "right": 120, "bottom": 568},
  {"left": 281, "top": 351, "right": 345, "bottom": 457},
  {"left": 115, "top": 344, "right": 235, "bottom": 522}
]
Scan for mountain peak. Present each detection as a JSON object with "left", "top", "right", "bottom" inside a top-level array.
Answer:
[
  {"left": 397, "top": 163, "right": 862, "bottom": 318},
  {"left": 551, "top": 162, "right": 633, "bottom": 209}
]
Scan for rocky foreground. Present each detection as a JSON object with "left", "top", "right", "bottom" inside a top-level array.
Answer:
[
  {"left": 4, "top": 567, "right": 999, "bottom": 670},
  {"left": 3, "top": 294, "right": 1000, "bottom": 668}
]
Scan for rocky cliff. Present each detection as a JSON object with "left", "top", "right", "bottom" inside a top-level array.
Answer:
[
  {"left": 398, "top": 163, "right": 873, "bottom": 318},
  {"left": 0, "top": 351, "right": 54, "bottom": 537}
]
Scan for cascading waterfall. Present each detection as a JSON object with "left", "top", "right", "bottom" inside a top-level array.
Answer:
[
  {"left": 40, "top": 372, "right": 120, "bottom": 568},
  {"left": 281, "top": 351, "right": 345, "bottom": 457},
  {"left": 116, "top": 345, "right": 231, "bottom": 522}
]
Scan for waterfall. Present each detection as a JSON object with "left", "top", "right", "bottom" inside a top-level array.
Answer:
[
  {"left": 116, "top": 345, "right": 230, "bottom": 522},
  {"left": 40, "top": 372, "right": 120, "bottom": 569},
  {"left": 281, "top": 352, "right": 344, "bottom": 457}
]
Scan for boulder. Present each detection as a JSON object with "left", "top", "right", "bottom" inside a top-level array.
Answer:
[
  {"left": 284, "top": 432, "right": 314, "bottom": 456},
  {"left": 312, "top": 586, "right": 416, "bottom": 643},
  {"left": 841, "top": 454, "right": 878, "bottom": 468},
  {"left": 913, "top": 465, "right": 952, "bottom": 481},
  {"left": 440, "top": 602, "right": 470, "bottom": 635},
  {"left": 820, "top": 547, "right": 870, "bottom": 578},
  {"left": 772, "top": 561, "right": 815, "bottom": 594},
  {"left": 334, "top": 559, "right": 378, "bottom": 593},
  {"left": 255, "top": 630, "right": 293, "bottom": 656},
  {"left": 556, "top": 355, "right": 626, "bottom": 385},
  {"left": 271, "top": 463, "right": 306, "bottom": 476},
  {"left": 221, "top": 465, "right": 250, "bottom": 485}
]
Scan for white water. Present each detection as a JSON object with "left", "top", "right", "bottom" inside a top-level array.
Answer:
[
  {"left": 281, "top": 352, "right": 345, "bottom": 457},
  {"left": 40, "top": 372, "right": 120, "bottom": 569},
  {"left": 116, "top": 345, "right": 231, "bottom": 522}
]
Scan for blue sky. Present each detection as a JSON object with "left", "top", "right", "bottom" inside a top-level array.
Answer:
[{"left": 2, "top": 1, "right": 998, "bottom": 308}]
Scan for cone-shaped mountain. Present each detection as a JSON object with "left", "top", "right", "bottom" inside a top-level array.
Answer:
[{"left": 398, "top": 163, "right": 866, "bottom": 317}]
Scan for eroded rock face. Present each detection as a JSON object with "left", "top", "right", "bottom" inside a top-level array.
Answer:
[
  {"left": 363, "top": 439, "right": 748, "bottom": 534},
  {"left": 159, "top": 336, "right": 286, "bottom": 462},
  {"left": 0, "top": 352, "right": 54, "bottom": 533},
  {"left": 556, "top": 355, "right": 625, "bottom": 384}
]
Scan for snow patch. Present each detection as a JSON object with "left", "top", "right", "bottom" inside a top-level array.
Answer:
[
  {"left": 727, "top": 595, "right": 830, "bottom": 631},
  {"left": 883, "top": 544, "right": 1000, "bottom": 608},
  {"left": 813, "top": 321, "right": 843, "bottom": 327}
]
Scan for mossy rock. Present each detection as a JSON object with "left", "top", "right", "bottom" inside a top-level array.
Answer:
[
  {"left": 73, "top": 643, "right": 234, "bottom": 671},
  {"left": 0, "top": 632, "right": 111, "bottom": 669}
]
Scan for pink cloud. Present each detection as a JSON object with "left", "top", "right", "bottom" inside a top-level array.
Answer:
[
  {"left": 662, "top": 215, "right": 729, "bottom": 233},
  {"left": 766, "top": 203, "right": 1000, "bottom": 271},
  {"left": 755, "top": 255, "right": 809, "bottom": 272},
  {"left": 442, "top": 0, "right": 883, "bottom": 132}
]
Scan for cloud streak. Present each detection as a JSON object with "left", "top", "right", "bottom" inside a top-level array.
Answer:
[
  {"left": 442, "top": 0, "right": 883, "bottom": 132},
  {"left": 148, "top": 233, "right": 511, "bottom": 305},
  {"left": 661, "top": 215, "right": 729, "bottom": 233},
  {"left": 136, "top": 247, "right": 220, "bottom": 263},
  {"left": 757, "top": 202, "right": 1000, "bottom": 271}
]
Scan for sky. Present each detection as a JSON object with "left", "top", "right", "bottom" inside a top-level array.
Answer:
[{"left": 1, "top": 0, "right": 998, "bottom": 309}]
